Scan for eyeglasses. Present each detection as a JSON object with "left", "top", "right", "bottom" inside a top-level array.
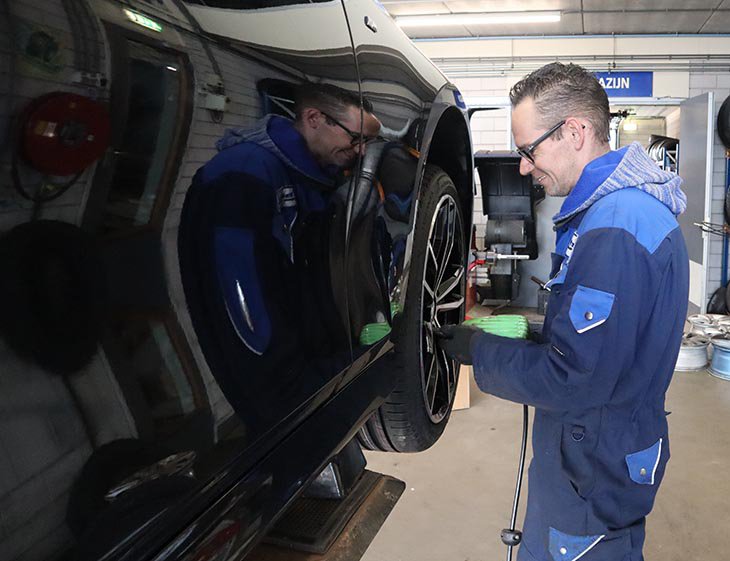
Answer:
[
  {"left": 516, "top": 120, "right": 566, "bottom": 164},
  {"left": 321, "top": 111, "right": 378, "bottom": 146}
]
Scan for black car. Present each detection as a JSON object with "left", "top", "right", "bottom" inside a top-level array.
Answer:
[{"left": 0, "top": 1, "right": 473, "bottom": 559}]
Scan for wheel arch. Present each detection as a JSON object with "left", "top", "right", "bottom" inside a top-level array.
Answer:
[
  {"left": 420, "top": 104, "right": 474, "bottom": 229},
  {"left": 393, "top": 101, "right": 473, "bottom": 310}
]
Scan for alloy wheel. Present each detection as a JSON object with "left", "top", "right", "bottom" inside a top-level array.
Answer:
[{"left": 419, "top": 194, "right": 465, "bottom": 423}]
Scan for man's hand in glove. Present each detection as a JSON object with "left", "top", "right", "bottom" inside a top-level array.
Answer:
[{"left": 435, "top": 324, "right": 482, "bottom": 365}]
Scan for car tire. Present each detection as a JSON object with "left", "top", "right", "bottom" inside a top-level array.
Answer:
[
  {"left": 717, "top": 95, "right": 730, "bottom": 150},
  {"left": 360, "top": 165, "right": 466, "bottom": 452},
  {"left": 0, "top": 220, "right": 106, "bottom": 375},
  {"left": 708, "top": 285, "right": 727, "bottom": 314}
]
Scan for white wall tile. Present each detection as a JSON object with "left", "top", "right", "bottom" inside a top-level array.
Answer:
[
  {"left": 452, "top": 77, "right": 482, "bottom": 93},
  {"left": 690, "top": 74, "right": 718, "bottom": 89}
]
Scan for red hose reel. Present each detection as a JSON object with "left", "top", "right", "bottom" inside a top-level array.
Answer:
[{"left": 20, "top": 91, "right": 110, "bottom": 177}]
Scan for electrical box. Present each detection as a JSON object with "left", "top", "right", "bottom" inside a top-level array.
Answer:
[{"left": 200, "top": 91, "right": 228, "bottom": 112}]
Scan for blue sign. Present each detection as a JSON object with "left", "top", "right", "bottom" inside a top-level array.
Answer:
[{"left": 594, "top": 71, "right": 653, "bottom": 97}]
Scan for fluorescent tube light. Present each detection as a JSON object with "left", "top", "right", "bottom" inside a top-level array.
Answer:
[
  {"left": 396, "top": 11, "right": 561, "bottom": 27},
  {"left": 123, "top": 9, "right": 163, "bottom": 32}
]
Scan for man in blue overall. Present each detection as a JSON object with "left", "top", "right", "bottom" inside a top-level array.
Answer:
[
  {"left": 178, "top": 83, "right": 380, "bottom": 423},
  {"left": 440, "top": 63, "right": 689, "bottom": 560}
]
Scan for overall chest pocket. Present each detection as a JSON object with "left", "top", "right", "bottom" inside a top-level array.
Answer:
[
  {"left": 550, "top": 285, "right": 616, "bottom": 376},
  {"left": 568, "top": 285, "right": 615, "bottom": 333}
]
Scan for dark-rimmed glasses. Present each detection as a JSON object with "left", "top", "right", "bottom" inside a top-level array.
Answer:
[
  {"left": 321, "top": 111, "right": 378, "bottom": 146},
  {"left": 516, "top": 120, "right": 565, "bottom": 164}
]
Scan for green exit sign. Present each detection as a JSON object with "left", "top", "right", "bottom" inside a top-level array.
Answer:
[{"left": 123, "top": 9, "right": 163, "bottom": 32}]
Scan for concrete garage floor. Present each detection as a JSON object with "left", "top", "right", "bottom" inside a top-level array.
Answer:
[{"left": 362, "top": 368, "right": 730, "bottom": 561}]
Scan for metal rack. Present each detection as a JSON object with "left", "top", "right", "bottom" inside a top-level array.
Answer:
[{"left": 661, "top": 144, "right": 679, "bottom": 174}]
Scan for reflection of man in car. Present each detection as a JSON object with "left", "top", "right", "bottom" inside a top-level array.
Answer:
[
  {"left": 178, "top": 83, "right": 380, "bottom": 428},
  {"left": 292, "top": 85, "right": 381, "bottom": 171}
]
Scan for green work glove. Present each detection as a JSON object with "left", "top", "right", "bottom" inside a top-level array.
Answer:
[{"left": 435, "top": 324, "right": 482, "bottom": 365}]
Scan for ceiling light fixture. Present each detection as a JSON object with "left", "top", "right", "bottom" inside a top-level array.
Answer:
[
  {"left": 123, "top": 9, "right": 163, "bottom": 32},
  {"left": 395, "top": 11, "right": 561, "bottom": 27}
]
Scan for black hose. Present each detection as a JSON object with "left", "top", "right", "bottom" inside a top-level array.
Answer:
[
  {"left": 501, "top": 404, "right": 529, "bottom": 561},
  {"left": 11, "top": 146, "right": 81, "bottom": 206}
]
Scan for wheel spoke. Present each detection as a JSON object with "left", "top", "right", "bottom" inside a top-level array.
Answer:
[
  {"left": 435, "top": 351, "right": 451, "bottom": 412},
  {"left": 432, "top": 206, "right": 448, "bottom": 283},
  {"left": 423, "top": 278, "right": 435, "bottom": 302},
  {"left": 434, "top": 204, "right": 456, "bottom": 292},
  {"left": 426, "top": 353, "right": 439, "bottom": 411},
  {"left": 444, "top": 352, "right": 456, "bottom": 400},
  {"left": 435, "top": 296, "right": 465, "bottom": 314},
  {"left": 424, "top": 324, "right": 434, "bottom": 354},
  {"left": 436, "top": 266, "right": 464, "bottom": 303},
  {"left": 428, "top": 241, "right": 438, "bottom": 270}
]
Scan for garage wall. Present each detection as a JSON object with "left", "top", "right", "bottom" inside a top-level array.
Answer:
[
  {"left": 666, "top": 106, "right": 681, "bottom": 138},
  {"left": 424, "top": 35, "right": 730, "bottom": 310},
  {"left": 618, "top": 117, "right": 665, "bottom": 148}
]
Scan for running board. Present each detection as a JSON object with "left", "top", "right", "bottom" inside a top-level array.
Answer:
[{"left": 248, "top": 471, "right": 405, "bottom": 561}]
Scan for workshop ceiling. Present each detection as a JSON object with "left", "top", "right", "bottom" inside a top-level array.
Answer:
[{"left": 380, "top": 0, "right": 730, "bottom": 38}]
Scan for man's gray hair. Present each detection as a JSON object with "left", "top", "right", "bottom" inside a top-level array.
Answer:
[{"left": 509, "top": 63, "right": 610, "bottom": 143}]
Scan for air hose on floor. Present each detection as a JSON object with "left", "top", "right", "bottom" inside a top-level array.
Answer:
[
  {"left": 501, "top": 403, "right": 529, "bottom": 561},
  {"left": 462, "top": 315, "right": 530, "bottom": 561}
]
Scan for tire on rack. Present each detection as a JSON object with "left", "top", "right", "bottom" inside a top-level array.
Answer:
[
  {"left": 0, "top": 220, "right": 107, "bottom": 375},
  {"left": 717, "top": 95, "right": 730, "bottom": 150},
  {"left": 360, "top": 164, "right": 467, "bottom": 452}
]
